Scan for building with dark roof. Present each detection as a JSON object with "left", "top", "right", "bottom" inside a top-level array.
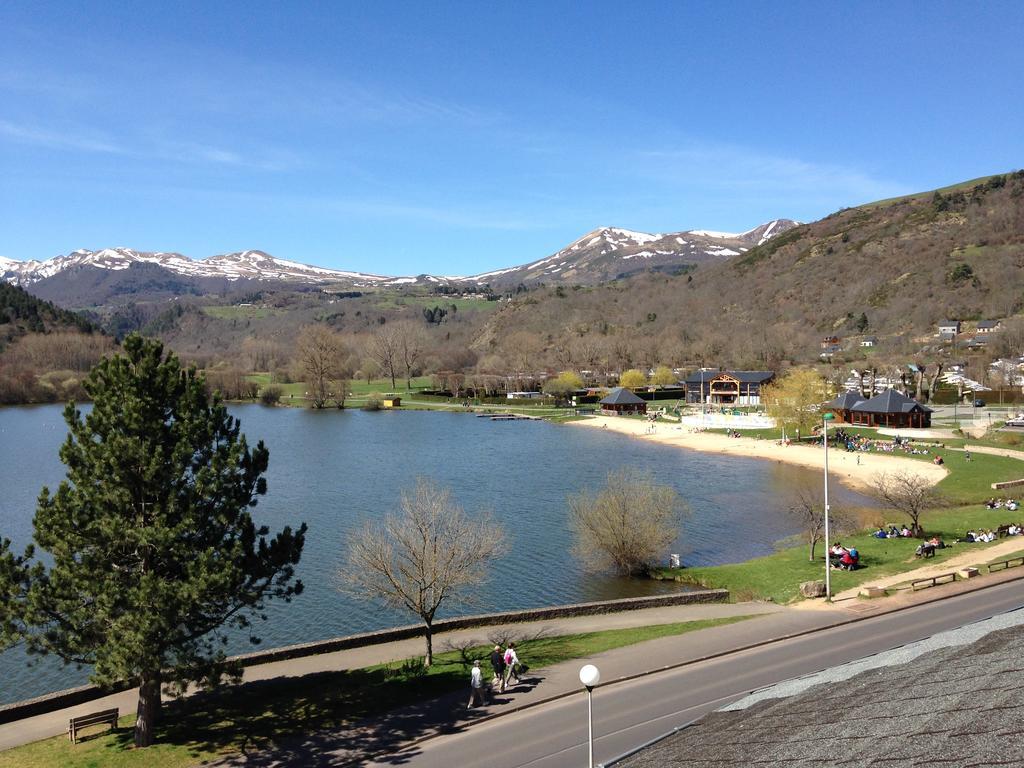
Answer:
[
  {"left": 976, "top": 319, "right": 1001, "bottom": 334},
  {"left": 684, "top": 371, "right": 774, "bottom": 406},
  {"left": 599, "top": 387, "right": 647, "bottom": 415},
  {"left": 617, "top": 620, "right": 1024, "bottom": 768},
  {"left": 849, "top": 389, "right": 932, "bottom": 428},
  {"left": 822, "top": 392, "right": 866, "bottom": 423}
]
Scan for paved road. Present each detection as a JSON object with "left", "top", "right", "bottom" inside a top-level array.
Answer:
[{"left": 374, "top": 578, "right": 1024, "bottom": 768}]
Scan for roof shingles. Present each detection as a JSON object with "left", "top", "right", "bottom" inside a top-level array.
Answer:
[{"left": 618, "top": 625, "right": 1024, "bottom": 767}]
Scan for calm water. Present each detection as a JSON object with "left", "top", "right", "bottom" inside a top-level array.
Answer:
[{"left": 0, "top": 405, "right": 872, "bottom": 703}]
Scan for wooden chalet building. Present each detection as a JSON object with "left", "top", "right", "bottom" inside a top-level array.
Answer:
[
  {"left": 824, "top": 389, "right": 932, "bottom": 428},
  {"left": 599, "top": 387, "right": 647, "bottom": 415},
  {"left": 685, "top": 370, "right": 774, "bottom": 406}
]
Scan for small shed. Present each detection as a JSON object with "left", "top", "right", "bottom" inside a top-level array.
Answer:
[
  {"left": 599, "top": 387, "right": 647, "bottom": 415},
  {"left": 382, "top": 395, "right": 402, "bottom": 408},
  {"left": 849, "top": 389, "right": 932, "bottom": 428}
]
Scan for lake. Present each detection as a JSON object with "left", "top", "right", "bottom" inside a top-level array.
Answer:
[{"left": 0, "top": 405, "right": 872, "bottom": 703}]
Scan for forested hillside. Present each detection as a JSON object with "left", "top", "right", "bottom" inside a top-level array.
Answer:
[
  {"left": 471, "top": 171, "right": 1024, "bottom": 373},
  {"left": 0, "top": 281, "right": 97, "bottom": 346},
  {"left": 0, "top": 283, "right": 114, "bottom": 403}
]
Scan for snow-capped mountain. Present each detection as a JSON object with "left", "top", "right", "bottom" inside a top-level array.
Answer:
[
  {"left": 472, "top": 219, "right": 799, "bottom": 286},
  {"left": 0, "top": 219, "right": 798, "bottom": 305},
  {"left": 0, "top": 247, "right": 391, "bottom": 287}
]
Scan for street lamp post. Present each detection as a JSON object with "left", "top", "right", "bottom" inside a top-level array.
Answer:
[
  {"left": 579, "top": 664, "right": 601, "bottom": 768},
  {"left": 822, "top": 412, "right": 834, "bottom": 601}
]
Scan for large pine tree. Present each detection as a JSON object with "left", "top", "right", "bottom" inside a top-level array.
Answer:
[{"left": 0, "top": 334, "right": 306, "bottom": 747}]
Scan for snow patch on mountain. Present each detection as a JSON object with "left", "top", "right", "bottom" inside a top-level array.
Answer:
[{"left": 687, "top": 229, "right": 740, "bottom": 239}]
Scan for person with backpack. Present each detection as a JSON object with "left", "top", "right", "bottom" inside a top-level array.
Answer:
[
  {"left": 503, "top": 642, "right": 521, "bottom": 688},
  {"left": 490, "top": 645, "right": 507, "bottom": 693}
]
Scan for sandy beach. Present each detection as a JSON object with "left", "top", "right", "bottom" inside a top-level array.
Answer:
[{"left": 570, "top": 415, "right": 948, "bottom": 492}]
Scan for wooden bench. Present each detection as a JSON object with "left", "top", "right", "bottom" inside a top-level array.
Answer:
[
  {"left": 911, "top": 572, "right": 957, "bottom": 591},
  {"left": 68, "top": 707, "right": 119, "bottom": 744},
  {"left": 989, "top": 556, "right": 1024, "bottom": 573}
]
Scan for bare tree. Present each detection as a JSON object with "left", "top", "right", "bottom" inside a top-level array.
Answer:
[
  {"left": 296, "top": 325, "right": 347, "bottom": 409},
  {"left": 569, "top": 469, "right": 686, "bottom": 576},
  {"left": 371, "top": 326, "right": 401, "bottom": 390},
  {"left": 785, "top": 477, "right": 851, "bottom": 561},
  {"left": 871, "top": 470, "right": 942, "bottom": 537},
  {"left": 395, "top": 321, "right": 428, "bottom": 389},
  {"left": 339, "top": 478, "right": 507, "bottom": 665},
  {"left": 925, "top": 363, "right": 944, "bottom": 402},
  {"left": 359, "top": 357, "right": 379, "bottom": 384}
]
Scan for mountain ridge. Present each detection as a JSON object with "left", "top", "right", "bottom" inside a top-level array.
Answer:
[{"left": 0, "top": 219, "right": 799, "bottom": 302}]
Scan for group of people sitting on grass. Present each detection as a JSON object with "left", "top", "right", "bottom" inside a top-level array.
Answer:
[
  {"left": 873, "top": 525, "right": 914, "bottom": 538},
  {"left": 957, "top": 529, "right": 998, "bottom": 543},
  {"left": 828, "top": 542, "right": 860, "bottom": 570},
  {"left": 820, "top": 430, "right": 936, "bottom": 456},
  {"left": 985, "top": 498, "right": 1020, "bottom": 511}
]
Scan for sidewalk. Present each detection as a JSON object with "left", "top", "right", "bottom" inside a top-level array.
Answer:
[{"left": 0, "top": 601, "right": 780, "bottom": 752}]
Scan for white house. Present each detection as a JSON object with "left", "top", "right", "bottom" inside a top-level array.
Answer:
[{"left": 976, "top": 320, "right": 1002, "bottom": 334}]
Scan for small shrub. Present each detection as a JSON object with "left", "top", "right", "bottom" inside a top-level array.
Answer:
[
  {"left": 259, "top": 385, "right": 283, "bottom": 406},
  {"left": 363, "top": 394, "right": 383, "bottom": 411}
]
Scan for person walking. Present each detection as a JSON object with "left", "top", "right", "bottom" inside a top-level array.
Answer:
[
  {"left": 503, "top": 642, "right": 522, "bottom": 688},
  {"left": 468, "top": 660, "right": 485, "bottom": 708},
  {"left": 490, "top": 645, "right": 507, "bottom": 693}
]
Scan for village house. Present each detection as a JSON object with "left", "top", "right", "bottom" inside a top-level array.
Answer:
[
  {"left": 685, "top": 371, "right": 774, "bottom": 406},
  {"left": 859, "top": 336, "right": 878, "bottom": 348},
  {"left": 937, "top": 319, "right": 961, "bottom": 335},
  {"left": 976, "top": 319, "right": 1002, "bottom": 334},
  {"left": 820, "top": 343, "right": 842, "bottom": 358}
]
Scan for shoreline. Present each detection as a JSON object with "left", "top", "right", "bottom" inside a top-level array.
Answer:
[{"left": 568, "top": 415, "right": 948, "bottom": 492}]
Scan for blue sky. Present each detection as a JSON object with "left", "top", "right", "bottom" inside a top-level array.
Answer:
[{"left": 1, "top": 1, "right": 1022, "bottom": 276}]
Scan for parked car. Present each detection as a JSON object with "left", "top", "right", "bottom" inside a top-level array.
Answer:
[{"left": 973, "top": 399, "right": 986, "bottom": 408}]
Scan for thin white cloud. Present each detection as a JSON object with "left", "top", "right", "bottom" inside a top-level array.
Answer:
[
  {"left": 0, "top": 118, "right": 301, "bottom": 171},
  {"left": 631, "top": 142, "right": 910, "bottom": 204},
  {"left": 0, "top": 118, "right": 127, "bottom": 154}
]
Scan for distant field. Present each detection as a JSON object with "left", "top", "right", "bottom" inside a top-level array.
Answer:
[
  {"left": 369, "top": 294, "right": 499, "bottom": 312},
  {"left": 201, "top": 305, "right": 282, "bottom": 319},
  {"left": 245, "top": 374, "right": 435, "bottom": 400}
]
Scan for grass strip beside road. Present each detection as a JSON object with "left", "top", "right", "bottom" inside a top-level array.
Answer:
[
  {"left": 657, "top": 505, "right": 1024, "bottom": 604},
  {"left": 0, "top": 615, "right": 756, "bottom": 768}
]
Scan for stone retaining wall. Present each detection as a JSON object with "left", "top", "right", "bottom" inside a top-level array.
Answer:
[
  {"left": 991, "top": 478, "right": 1024, "bottom": 490},
  {"left": 0, "top": 589, "right": 727, "bottom": 724}
]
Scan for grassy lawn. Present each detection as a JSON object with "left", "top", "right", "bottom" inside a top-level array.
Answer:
[
  {"left": 0, "top": 615, "right": 755, "bottom": 768},
  {"left": 655, "top": 504, "right": 1024, "bottom": 604},
  {"left": 200, "top": 305, "right": 281, "bottom": 320},
  {"left": 935, "top": 452, "right": 1024, "bottom": 503}
]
